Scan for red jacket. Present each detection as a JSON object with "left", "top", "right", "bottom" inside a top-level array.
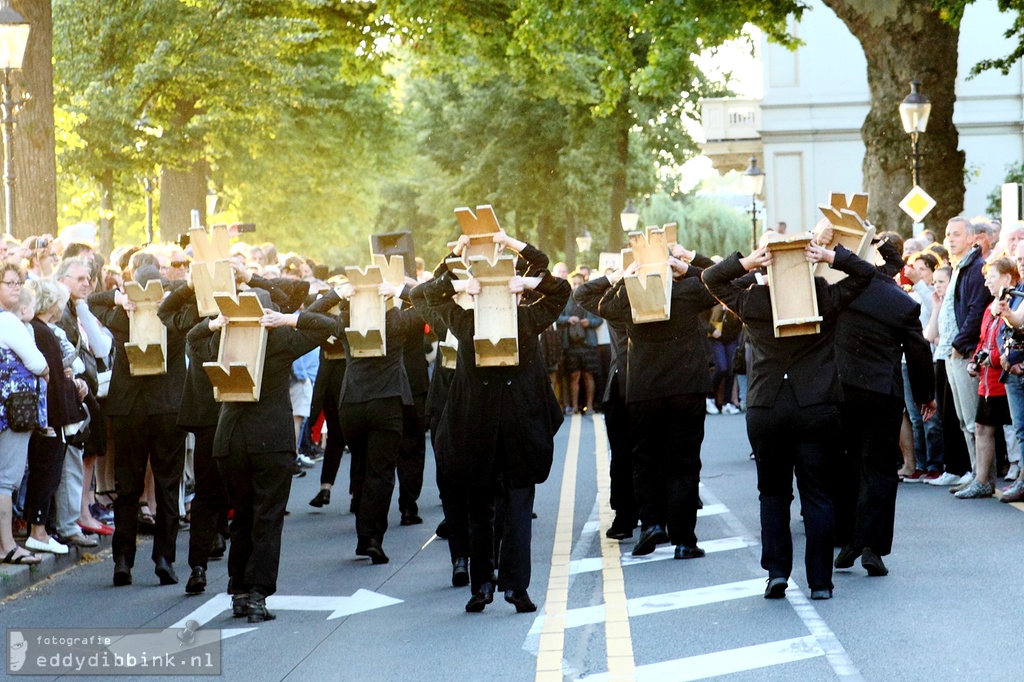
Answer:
[{"left": 975, "top": 303, "right": 1006, "bottom": 398}]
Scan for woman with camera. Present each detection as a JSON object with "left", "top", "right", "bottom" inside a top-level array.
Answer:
[{"left": 958, "top": 257, "right": 1019, "bottom": 499}]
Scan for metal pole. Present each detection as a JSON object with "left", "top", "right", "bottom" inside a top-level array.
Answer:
[
  {"left": 910, "top": 131, "right": 921, "bottom": 187},
  {"left": 1, "top": 68, "right": 15, "bottom": 236},
  {"left": 750, "top": 193, "right": 757, "bottom": 252},
  {"left": 143, "top": 177, "right": 154, "bottom": 243}
]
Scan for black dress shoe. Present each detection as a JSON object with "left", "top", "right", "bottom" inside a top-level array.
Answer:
[
  {"left": 364, "top": 538, "right": 389, "bottom": 565},
  {"left": 185, "top": 566, "right": 207, "bottom": 594},
  {"left": 232, "top": 594, "right": 248, "bottom": 617},
  {"left": 452, "top": 558, "right": 469, "bottom": 587},
  {"left": 631, "top": 524, "right": 668, "bottom": 556},
  {"left": 400, "top": 512, "right": 423, "bottom": 526},
  {"left": 309, "top": 489, "right": 331, "bottom": 508},
  {"left": 673, "top": 545, "right": 706, "bottom": 560},
  {"left": 155, "top": 558, "right": 178, "bottom": 586},
  {"left": 605, "top": 526, "right": 633, "bottom": 540},
  {"left": 861, "top": 548, "right": 889, "bottom": 576},
  {"left": 834, "top": 545, "right": 862, "bottom": 569},
  {"left": 247, "top": 592, "right": 276, "bottom": 623},
  {"left": 465, "top": 583, "right": 494, "bottom": 613},
  {"left": 435, "top": 519, "right": 450, "bottom": 539},
  {"left": 209, "top": 534, "right": 227, "bottom": 559},
  {"left": 810, "top": 588, "right": 833, "bottom": 600},
  {"left": 113, "top": 556, "right": 132, "bottom": 586},
  {"left": 504, "top": 590, "right": 537, "bottom": 613},
  {"left": 764, "top": 577, "right": 788, "bottom": 599},
  {"left": 355, "top": 536, "right": 370, "bottom": 557}
]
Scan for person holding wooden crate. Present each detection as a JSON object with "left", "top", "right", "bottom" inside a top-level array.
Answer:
[{"left": 702, "top": 239, "right": 874, "bottom": 601}]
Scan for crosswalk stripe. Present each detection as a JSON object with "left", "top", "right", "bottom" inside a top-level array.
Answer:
[
  {"left": 568, "top": 536, "right": 758, "bottom": 576},
  {"left": 579, "top": 635, "right": 825, "bottom": 682}
]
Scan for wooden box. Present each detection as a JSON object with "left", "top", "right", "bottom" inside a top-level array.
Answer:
[
  {"left": 189, "top": 223, "right": 235, "bottom": 317},
  {"left": 203, "top": 292, "right": 268, "bottom": 402},
  {"left": 622, "top": 226, "right": 672, "bottom": 324},
  {"left": 765, "top": 233, "right": 824, "bottom": 338},
  {"left": 468, "top": 255, "right": 519, "bottom": 367},
  {"left": 344, "top": 264, "right": 388, "bottom": 358},
  {"left": 815, "top": 193, "right": 874, "bottom": 283},
  {"left": 451, "top": 205, "right": 504, "bottom": 265},
  {"left": 123, "top": 280, "right": 167, "bottom": 376}
]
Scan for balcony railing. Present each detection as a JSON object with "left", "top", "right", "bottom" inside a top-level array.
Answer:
[{"left": 699, "top": 98, "right": 762, "bottom": 141}]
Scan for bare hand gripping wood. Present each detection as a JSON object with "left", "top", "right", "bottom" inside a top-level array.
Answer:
[
  {"left": 203, "top": 292, "right": 268, "bottom": 401},
  {"left": 123, "top": 280, "right": 167, "bottom": 376},
  {"left": 765, "top": 233, "right": 823, "bottom": 338}
]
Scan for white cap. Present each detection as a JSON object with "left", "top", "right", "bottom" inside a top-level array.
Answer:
[{"left": 59, "top": 222, "right": 98, "bottom": 247}]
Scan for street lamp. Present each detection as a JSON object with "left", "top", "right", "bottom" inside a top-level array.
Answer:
[
  {"left": 575, "top": 227, "right": 592, "bottom": 254},
  {"left": 742, "top": 156, "right": 765, "bottom": 251},
  {"left": 0, "top": 0, "right": 30, "bottom": 237},
  {"left": 620, "top": 200, "right": 640, "bottom": 232},
  {"left": 899, "top": 79, "right": 931, "bottom": 188}
]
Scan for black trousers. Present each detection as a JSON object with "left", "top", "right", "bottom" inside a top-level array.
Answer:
[
  {"left": 629, "top": 393, "right": 705, "bottom": 546},
  {"left": 604, "top": 381, "right": 636, "bottom": 527},
  {"left": 319, "top": 390, "right": 349, "bottom": 487},
  {"left": 111, "top": 408, "right": 185, "bottom": 567},
  {"left": 467, "top": 474, "right": 534, "bottom": 593},
  {"left": 217, "top": 439, "right": 293, "bottom": 597},
  {"left": 188, "top": 426, "right": 230, "bottom": 569},
  {"left": 435, "top": 452, "right": 469, "bottom": 561},
  {"left": 834, "top": 387, "right": 903, "bottom": 555},
  {"left": 340, "top": 397, "right": 403, "bottom": 542},
  {"left": 24, "top": 430, "right": 66, "bottom": 526},
  {"left": 397, "top": 392, "right": 427, "bottom": 515},
  {"left": 747, "top": 381, "right": 838, "bottom": 591}
]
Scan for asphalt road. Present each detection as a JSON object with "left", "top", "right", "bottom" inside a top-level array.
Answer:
[{"left": 2, "top": 412, "right": 1023, "bottom": 682}]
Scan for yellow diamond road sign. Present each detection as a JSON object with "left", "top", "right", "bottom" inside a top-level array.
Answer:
[{"left": 899, "top": 185, "right": 937, "bottom": 222}]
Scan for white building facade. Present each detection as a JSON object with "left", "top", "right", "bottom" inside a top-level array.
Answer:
[{"left": 700, "top": 0, "right": 1024, "bottom": 232}]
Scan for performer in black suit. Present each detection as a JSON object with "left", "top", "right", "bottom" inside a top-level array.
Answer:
[
  {"left": 833, "top": 236, "right": 936, "bottom": 576},
  {"left": 89, "top": 266, "right": 187, "bottom": 587},
  {"left": 595, "top": 248, "right": 718, "bottom": 559},
  {"left": 397, "top": 310, "right": 430, "bottom": 526},
  {"left": 412, "top": 232, "right": 568, "bottom": 613},
  {"left": 158, "top": 263, "right": 284, "bottom": 593},
  {"left": 703, "top": 239, "right": 874, "bottom": 600},
  {"left": 187, "top": 291, "right": 334, "bottom": 622}
]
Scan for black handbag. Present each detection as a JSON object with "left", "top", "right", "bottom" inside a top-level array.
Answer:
[{"left": 5, "top": 379, "right": 40, "bottom": 432}]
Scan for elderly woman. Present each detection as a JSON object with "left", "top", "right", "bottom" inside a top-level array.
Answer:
[
  {"left": 0, "top": 263, "right": 49, "bottom": 565},
  {"left": 22, "top": 278, "right": 88, "bottom": 554}
]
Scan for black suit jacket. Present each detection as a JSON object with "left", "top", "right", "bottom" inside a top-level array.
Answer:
[
  {"left": 702, "top": 245, "right": 875, "bottom": 409},
  {"left": 89, "top": 288, "right": 186, "bottom": 417},
  {"left": 574, "top": 276, "right": 627, "bottom": 404},
  {"left": 187, "top": 311, "right": 334, "bottom": 456},
  {"left": 596, "top": 269, "right": 718, "bottom": 403},
  {"left": 837, "top": 273, "right": 935, "bottom": 404}
]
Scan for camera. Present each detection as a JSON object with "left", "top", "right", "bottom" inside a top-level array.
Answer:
[
  {"left": 998, "top": 286, "right": 1024, "bottom": 302},
  {"left": 973, "top": 350, "right": 990, "bottom": 367},
  {"left": 34, "top": 238, "right": 49, "bottom": 250}
]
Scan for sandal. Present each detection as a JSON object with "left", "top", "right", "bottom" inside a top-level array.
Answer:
[
  {"left": 138, "top": 506, "right": 156, "bottom": 527},
  {"left": 2, "top": 547, "right": 42, "bottom": 565}
]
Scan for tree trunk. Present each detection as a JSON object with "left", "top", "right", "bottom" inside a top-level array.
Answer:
[
  {"left": 5, "top": 0, "right": 57, "bottom": 239},
  {"left": 157, "top": 98, "right": 207, "bottom": 242},
  {"left": 823, "top": 0, "right": 963, "bottom": 238},
  {"left": 608, "top": 96, "right": 630, "bottom": 246}
]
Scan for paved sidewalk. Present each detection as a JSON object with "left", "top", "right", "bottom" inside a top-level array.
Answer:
[{"left": 0, "top": 535, "right": 111, "bottom": 600}]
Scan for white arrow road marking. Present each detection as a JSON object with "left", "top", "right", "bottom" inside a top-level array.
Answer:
[
  {"left": 171, "top": 589, "right": 402, "bottom": 638},
  {"left": 579, "top": 635, "right": 825, "bottom": 682},
  {"left": 568, "top": 536, "right": 758, "bottom": 576},
  {"left": 528, "top": 577, "right": 773, "bottom": 636},
  {"left": 582, "top": 505, "right": 725, "bottom": 536}
]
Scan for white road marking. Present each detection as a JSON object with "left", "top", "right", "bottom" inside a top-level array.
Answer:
[
  {"left": 568, "top": 536, "right": 758, "bottom": 576},
  {"left": 579, "top": 635, "right": 825, "bottom": 682}
]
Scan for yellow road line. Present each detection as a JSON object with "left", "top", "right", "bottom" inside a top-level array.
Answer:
[
  {"left": 536, "top": 414, "right": 581, "bottom": 682},
  {"left": 593, "top": 414, "right": 636, "bottom": 681}
]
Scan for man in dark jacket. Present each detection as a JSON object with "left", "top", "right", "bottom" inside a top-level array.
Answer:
[
  {"left": 832, "top": 238, "right": 936, "bottom": 577},
  {"left": 702, "top": 240, "right": 874, "bottom": 600}
]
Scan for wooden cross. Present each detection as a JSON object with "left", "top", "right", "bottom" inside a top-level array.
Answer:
[
  {"left": 123, "top": 279, "right": 167, "bottom": 376},
  {"left": 188, "top": 212, "right": 236, "bottom": 317},
  {"left": 203, "top": 292, "right": 268, "bottom": 401}
]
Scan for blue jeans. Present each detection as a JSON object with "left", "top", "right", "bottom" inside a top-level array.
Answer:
[
  {"left": 903, "top": 363, "right": 943, "bottom": 471},
  {"left": 1003, "top": 372, "right": 1024, "bottom": 455}
]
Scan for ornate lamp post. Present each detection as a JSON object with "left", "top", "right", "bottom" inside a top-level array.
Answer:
[
  {"left": 575, "top": 227, "right": 592, "bottom": 255},
  {"left": 742, "top": 156, "right": 765, "bottom": 251},
  {"left": 620, "top": 200, "right": 640, "bottom": 232},
  {"left": 0, "top": 0, "right": 30, "bottom": 236},
  {"left": 899, "top": 79, "right": 931, "bottom": 188}
]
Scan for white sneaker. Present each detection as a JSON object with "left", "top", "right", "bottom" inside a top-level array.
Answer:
[
  {"left": 722, "top": 403, "right": 741, "bottom": 415},
  {"left": 1006, "top": 463, "right": 1021, "bottom": 481},
  {"left": 927, "top": 471, "right": 961, "bottom": 486},
  {"left": 296, "top": 454, "right": 316, "bottom": 468},
  {"left": 26, "top": 536, "right": 69, "bottom": 555},
  {"left": 705, "top": 399, "right": 720, "bottom": 415}
]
